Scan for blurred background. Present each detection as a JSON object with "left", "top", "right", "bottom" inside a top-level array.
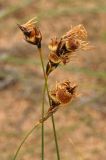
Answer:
[{"left": 0, "top": 0, "right": 106, "bottom": 160}]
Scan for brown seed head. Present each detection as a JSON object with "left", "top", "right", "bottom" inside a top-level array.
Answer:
[
  {"left": 48, "top": 52, "right": 61, "bottom": 64},
  {"left": 48, "top": 37, "right": 60, "bottom": 52},
  {"left": 46, "top": 60, "right": 59, "bottom": 76},
  {"left": 62, "top": 24, "right": 87, "bottom": 40},
  {"left": 65, "top": 38, "right": 80, "bottom": 52},
  {"left": 62, "top": 25, "right": 90, "bottom": 53},
  {"left": 18, "top": 17, "right": 42, "bottom": 48},
  {"left": 56, "top": 80, "right": 77, "bottom": 104},
  {"left": 46, "top": 24, "right": 91, "bottom": 75},
  {"left": 49, "top": 80, "right": 77, "bottom": 108}
]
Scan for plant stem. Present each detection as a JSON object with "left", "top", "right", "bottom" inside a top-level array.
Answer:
[
  {"left": 12, "top": 121, "right": 40, "bottom": 160},
  {"left": 41, "top": 83, "right": 46, "bottom": 160},
  {"left": 12, "top": 106, "right": 58, "bottom": 160},
  {"left": 12, "top": 47, "right": 60, "bottom": 160},
  {"left": 38, "top": 47, "right": 60, "bottom": 160},
  {"left": 37, "top": 46, "right": 46, "bottom": 160}
]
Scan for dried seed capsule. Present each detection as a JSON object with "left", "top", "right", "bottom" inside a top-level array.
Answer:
[
  {"left": 65, "top": 38, "right": 80, "bottom": 52},
  {"left": 46, "top": 61, "right": 59, "bottom": 76},
  {"left": 48, "top": 38, "right": 60, "bottom": 52},
  {"left": 49, "top": 80, "right": 77, "bottom": 109},
  {"left": 56, "top": 81, "right": 77, "bottom": 104},
  {"left": 18, "top": 17, "right": 42, "bottom": 48},
  {"left": 56, "top": 85, "right": 77, "bottom": 104},
  {"left": 46, "top": 52, "right": 61, "bottom": 76}
]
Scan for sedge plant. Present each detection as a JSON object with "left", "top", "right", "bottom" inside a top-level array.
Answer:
[{"left": 12, "top": 17, "right": 91, "bottom": 160}]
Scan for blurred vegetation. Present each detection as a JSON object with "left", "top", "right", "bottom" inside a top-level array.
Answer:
[{"left": 0, "top": 0, "right": 106, "bottom": 160}]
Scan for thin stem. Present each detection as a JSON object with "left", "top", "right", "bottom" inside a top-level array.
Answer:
[
  {"left": 38, "top": 47, "right": 60, "bottom": 160},
  {"left": 41, "top": 84, "right": 46, "bottom": 160},
  {"left": 12, "top": 121, "right": 40, "bottom": 160},
  {"left": 12, "top": 106, "right": 58, "bottom": 160},
  {"left": 38, "top": 47, "right": 46, "bottom": 160}
]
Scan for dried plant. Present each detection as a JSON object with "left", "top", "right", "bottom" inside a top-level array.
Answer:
[
  {"left": 13, "top": 18, "right": 91, "bottom": 160},
  {"left": 49, "top": 80, "right": 77, "bottom": 109},
  {"left": 46, "top": 25, "right": 91, "bottom": 76},
  {"left": 17, "top": 17, "right": 42, "bottom": 47}
]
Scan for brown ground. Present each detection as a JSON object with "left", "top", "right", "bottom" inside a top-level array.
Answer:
[{"left": 0, "top": 0, "right": 106, "bottom": 160}]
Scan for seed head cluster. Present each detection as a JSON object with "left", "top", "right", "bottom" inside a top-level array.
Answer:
[
  {"left": 18, "top": 18, "right": 91, "bottom": 110},
  {"left": 46, "top": 25, "right": 90, "bottom": 76}
]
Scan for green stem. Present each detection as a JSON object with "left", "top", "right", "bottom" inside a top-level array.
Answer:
[
  {"left": 38, "top": 48, "right": 60, "bottom": 160},
  {"left": 38, "top": 47, "right": 46, "bottom": 160},
  {"left": 41, "top": 83, "right": 46, "bottom": 160},
  {"left": 12, "top": 47, "right": 60, "bottom": 160}
]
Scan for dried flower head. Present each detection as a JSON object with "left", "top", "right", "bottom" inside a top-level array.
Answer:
[
  {"left": 18, "top": 17, "right": 42, "bottom": 48},
  {"left": 62, "top": 24, "right": 87, "bottom": 40},
  {"left": 48, "top": 37, "right": 60, "bottom": 52},
  {"left": 46, "top": 24, "right": 91, "bottom": 76},
  {"left": 49, "top": 80, "right": 77, "bottom": 109}
]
